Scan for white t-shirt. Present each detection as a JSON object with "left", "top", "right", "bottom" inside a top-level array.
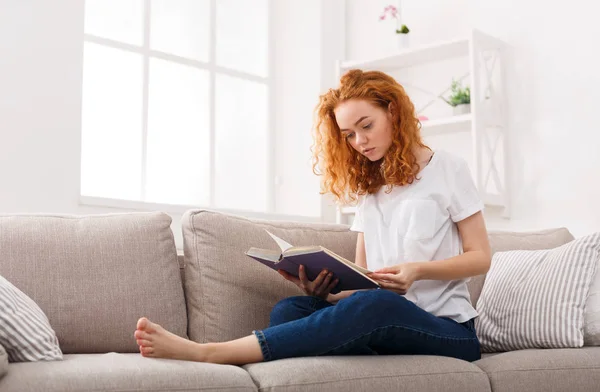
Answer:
[{"left": 350, "top": 150, "right": 484, "bottom": 323}]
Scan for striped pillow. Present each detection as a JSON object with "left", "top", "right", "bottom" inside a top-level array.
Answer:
[
  {"left": 476, "top": 232, "right": 600, "bottom": 352},
  {"left": 0, "top": 275, "right": 63, "bottom": 362}
]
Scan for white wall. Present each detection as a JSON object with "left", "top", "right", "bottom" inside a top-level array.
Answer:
[
  {"left": 345, "top": 0, "right": 600, "bottom": 238},
  {"left": 273, "top": 0, "right": 346, "bottom": 220},
  {"left": 272, "top": 0, "right": 322, "bottom": 217},
  {"left": 0, "top": 0, "right": 85, "bottom": 214},
  {"left": 0, "top": 0, "right": 340, "bottom": 249}
]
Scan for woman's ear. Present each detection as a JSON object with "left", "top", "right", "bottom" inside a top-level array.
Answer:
[{"left": 387, "top": 102, "right": 396, "bottom": 119}]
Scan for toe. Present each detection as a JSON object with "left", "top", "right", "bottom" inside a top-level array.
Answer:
[
  {"left": 136, "top": 339, "right": 152, "bottom": 347},
  {"left": 134, "top": 330, "right": 152, "bottom": 341},
  {"left": 137, "top": 317, "right": 149, "bottom": 330},
  {"left": 140, "top": 346, "right": 154, "bottom": 357},
  {"left": 137, "top": 317, "right": 159, "bottom": 333}
]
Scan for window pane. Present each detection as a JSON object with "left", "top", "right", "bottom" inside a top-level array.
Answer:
[
  {"left": 81, "top": 43, "right": 143, "bottom": 200},
  {"left": 146, "top": 59, "right": 210, "bottom": 206},
  {"left": 150, "top": 0, "right": 210, "bottom": 62},
  {"left": 216, "top": 0, "right": 268, "bottom": 77},
  {"left": 215, "top": 75, "right": 268, "bottom": 211},
  {"left": 84, "top": 0, "right": 144, "bottom": 46}
]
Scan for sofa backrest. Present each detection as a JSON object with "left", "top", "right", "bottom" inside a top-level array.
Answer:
[
  {"left": 181, "top": 209, "right": 358, "bottom": 343},
  {"left": 181, "top": 210, "right": 577, "bottom": 342},
  {"left": 467, "top": 227, "right": 575, "bottom": 307},
  {"left": 0, "top": 212, "right": 187, "bottom": 354}
]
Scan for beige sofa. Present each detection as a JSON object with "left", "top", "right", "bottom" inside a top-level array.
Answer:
[{"left": 0, "top": 210, "right": 598, "bottom": 392}]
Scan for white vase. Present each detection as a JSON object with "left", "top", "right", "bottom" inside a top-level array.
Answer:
[
  {"left": 453, "top": 103, "right": 471, "bottom": 115},
  {"left": 397, "top": 34, "right": 410, "bottom": 50}
]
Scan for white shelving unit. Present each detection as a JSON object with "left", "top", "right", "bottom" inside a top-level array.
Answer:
[{"left": 332, "top": 29, "right": 510, "bottom": 224}]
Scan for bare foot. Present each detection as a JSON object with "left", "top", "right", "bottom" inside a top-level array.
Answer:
[{"left": 134, "top": 317, "right": 211, "bottom": 362}]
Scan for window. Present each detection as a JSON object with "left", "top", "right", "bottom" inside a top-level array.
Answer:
[{"left": 81, "top": 0, "right": 272, "bottom": 212}]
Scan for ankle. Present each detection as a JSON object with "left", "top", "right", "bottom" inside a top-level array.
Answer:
[{"left": 201, "top": 343, "right": 218, "bottom": 363}]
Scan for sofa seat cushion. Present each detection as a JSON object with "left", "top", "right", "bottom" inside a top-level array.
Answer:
[
  {"left": 474, "top": 347, "right": 600, "bottom": 392},
  {"left": 0, "top": 212, "right": 187, "bottom": 354},
  {"left": 0, "top": 353, "right": 257, "bottom": 392},
  {"left": 243, "top": 355, "right": 490, "bottom": 392}
]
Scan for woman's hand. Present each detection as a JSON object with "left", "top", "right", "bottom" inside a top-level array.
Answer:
[
  {"left": 368, "top": 262, "right": 423, "bottom": 295},
  {"left": 278, "top": 265, "right": 339, "bottom": 300}
]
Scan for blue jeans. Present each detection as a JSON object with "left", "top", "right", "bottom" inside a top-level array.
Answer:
[{"left": 252, "top": 290, "right": 480, "bottom": 362}]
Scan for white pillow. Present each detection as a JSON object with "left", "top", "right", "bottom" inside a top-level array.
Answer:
[
  {"left": 0, "top": 275, "right": 63, "bottom": 362},
  {"left": 476, "top": 232, "right": 600, "bottom": 352}
]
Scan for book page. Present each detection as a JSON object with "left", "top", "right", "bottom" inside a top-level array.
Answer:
[
  {"left": 282, "top": 245, "right": 323, "bottom": 256},
  {"left": 322, "top": 248, "right": 372, "bottom": 275},
  {"left": 246, "top": 247, "right": 281, "bottom": 263},
  {"left": 265, "top": 230, "right": 294, "bottom": 252}
]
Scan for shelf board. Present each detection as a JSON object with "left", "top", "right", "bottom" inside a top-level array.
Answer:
[
  {"left": 420, "top": 114, "right": 472, "bottom": 136},
  {"left": 340, "top": 38, "right": 470, "bottom": 71},
  {"left": 340, "top": 206, "right": 356, "bottom": 215}
]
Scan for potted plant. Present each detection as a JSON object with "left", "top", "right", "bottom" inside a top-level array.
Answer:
[
  {"left": 445, "top": 79, "right": 471, "bottom": 115},
  {"left": 379, "top": 4, "right": 410, "bottom": 49}
]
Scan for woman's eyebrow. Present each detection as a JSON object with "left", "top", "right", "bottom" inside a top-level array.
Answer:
[{"left": 340, "top": 116, "right": 369, "bottom": 132}]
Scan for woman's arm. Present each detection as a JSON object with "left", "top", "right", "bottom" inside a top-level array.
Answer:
[
  {"left": 369, "top": 212, "right": 491, "bottom": 294},
  {"left": 326, "top": 232, "right": 368, "bottom": 303},
  {"left": 416, "top": 211, "right": 491, "bottom": 280}
]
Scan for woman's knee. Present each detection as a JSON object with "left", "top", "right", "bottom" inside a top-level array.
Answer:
[
  {"left": 272, "top": 296, "right": 311, "bottom": 310},
  {"left": 346, "top": 289, "right": 411, "bottom": 310},
  {"left": 350, "top": 288, "right": 403, "bottom": 301},
  {"left": 270, "top": 296, "right": 313, "bottom": 318}
]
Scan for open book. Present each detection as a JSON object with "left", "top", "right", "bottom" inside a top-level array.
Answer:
[{"left": 245, "top": 230, "right": 380, "bottom": 294}]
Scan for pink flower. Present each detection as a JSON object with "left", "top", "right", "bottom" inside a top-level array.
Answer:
[{"left": 380, "top": 4, "right": 399, "bottom": 20}]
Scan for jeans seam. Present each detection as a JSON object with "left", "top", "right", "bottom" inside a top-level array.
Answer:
[{"left": 317, "top": 324, "right": 479, "bottom": 357}]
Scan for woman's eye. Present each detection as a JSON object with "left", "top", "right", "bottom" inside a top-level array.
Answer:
[
  {"left": 345, "top": 132, "right": 355, "bottom": 139},
  {"left": 363, "top": 123, "right": 372, "bottom": 130}
]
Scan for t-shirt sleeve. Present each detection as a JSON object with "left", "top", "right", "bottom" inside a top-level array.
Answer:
[
  {"left": 448, "top": 158, "right": 485, "bottom": 223},
  {"left": 349, "top": 196, "right": 365, "bottom": 232}
]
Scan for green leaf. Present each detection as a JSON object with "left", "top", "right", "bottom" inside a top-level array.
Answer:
[
  {"left": 447, "top": 79, "right": 470, "bottom": 106},
  {"left": 395, "top": 24, "right": 410, "bottom": 34}
]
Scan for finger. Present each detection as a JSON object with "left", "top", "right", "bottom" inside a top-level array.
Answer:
[
  {"left": 278, "top": 269, "right": 300, "bottom": 285},
  {"left": 326, "top": 277, "right": 339, "bottom": 292},
  {"left": 314, "top": 272, "right": 333, "bottom": 296},
  {"left": 298, "top": 265, "right": 310, "bottom": 286},
  {"left": 378, "top": 281, "right": 407, "bottom": 293},
  {"left": 312, "top": 269, "right": 330, "bottom": 288},
  {"left": 369, "top": 273, "right": 396, "bottom": 281}
]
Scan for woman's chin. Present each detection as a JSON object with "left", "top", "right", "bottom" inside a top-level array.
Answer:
[{"left": 366, "top": 154, "right": 384, "bottom": 162}]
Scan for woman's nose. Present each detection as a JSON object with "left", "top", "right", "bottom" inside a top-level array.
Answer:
[{"left": 355, "top": 133, "right": 367, "bottom": 145}]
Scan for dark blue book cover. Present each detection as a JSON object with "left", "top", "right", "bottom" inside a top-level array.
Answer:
[{"left": 246, "top": 231, "right": 379, "bottom": 294}]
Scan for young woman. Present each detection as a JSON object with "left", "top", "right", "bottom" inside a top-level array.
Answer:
[{"left": 134, "top": 69, "right": 491, "bottom": 364}]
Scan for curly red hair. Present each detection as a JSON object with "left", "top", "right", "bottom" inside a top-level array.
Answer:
[{"left": 311, "top": 69, "right": 430, "bottom": 205}]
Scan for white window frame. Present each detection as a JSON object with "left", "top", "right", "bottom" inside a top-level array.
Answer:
[{"left": 79, "top": 0, "right": 277, "bottom": 215}]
